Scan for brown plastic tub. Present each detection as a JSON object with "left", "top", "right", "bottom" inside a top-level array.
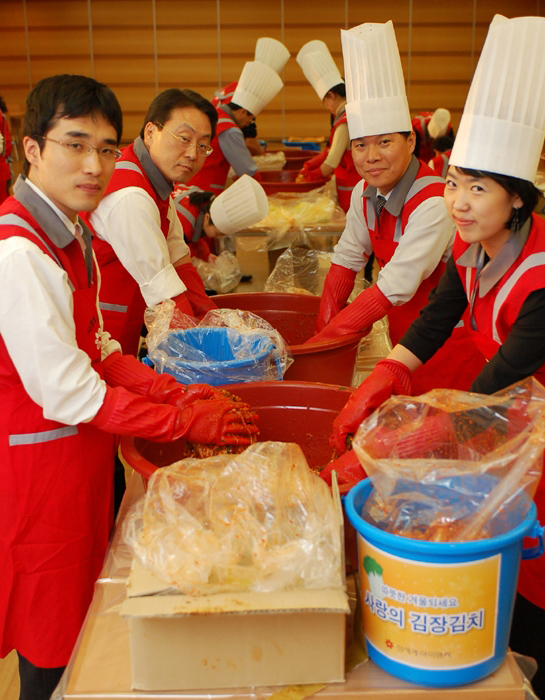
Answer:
[
  {"left": 119, "top": 380, "right": 353, "bottom": 483},
  {"left": 215, "top": 292, "right": 365, "bottom": 385}
]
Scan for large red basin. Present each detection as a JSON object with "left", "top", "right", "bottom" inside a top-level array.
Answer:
[
  {"left": 119, "top": 380, "right": 353, "bottom": 482},
  {"left": 258, "top": 169, "right": 327, "bottom": 194},
  {"left": 215, "top": 292, "right": 364, "bottom": 385}
]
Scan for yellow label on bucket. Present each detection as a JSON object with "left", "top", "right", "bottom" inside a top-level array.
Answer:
[{"left": 359, "top": 537, "right": 500, "bottom": 669}]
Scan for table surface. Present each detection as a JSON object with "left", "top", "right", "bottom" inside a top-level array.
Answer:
[{"left": 52, "top": 473, "right": 532, "bottom": 700}]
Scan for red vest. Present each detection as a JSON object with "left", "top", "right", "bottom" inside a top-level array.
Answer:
[
  {"left": 186, "top": 106, "right": 240, "bottom": 194},
  {"left": 211, "top": 81, "right": 238, "bottom": 108},
  {"left": 453, "top": 214, "right": 545, "bottom": 608},
  {"left": 0, "top": 196, "right": 115, "bottom": 666},
  {"left": 90, "top": 142, "right": 172, "bottom": 356},
  {"left": 173, "top": 191, "right": 214, "bottom": 261},
  {"left": 429, "top": 151, "right": 451, "bottom": 179},
  {"left": 330, "top": 108, "right": 360, "bottom": 213},
  {"left": 363, "top": 160, "right": 487, "bottom": 393}
]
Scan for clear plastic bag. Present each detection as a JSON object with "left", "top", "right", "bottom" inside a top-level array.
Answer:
[
  {"left": 144, "top": 301, "right": 293, "bottom": 385},
  {"left": 253, "top": 151, "right": 287, "bottom": 171},
  {"left": 192, "top": 250, "right": 242, "bottom": 293},
  {"left": 123, "top": 442, "right": 343, "bottom": 595},
  {"left": 351, "top": 378, "right": 545, "bottom": 541}
]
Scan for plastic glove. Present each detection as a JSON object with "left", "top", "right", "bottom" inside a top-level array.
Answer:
[
  {"left": 307, "top": 285, "right": 392, "bottom": 344},
  {"left": 330, "top": 358, "right": 412, "bottom": 456},
  {"left": 302, "top": 167, "right": 326, "bottom": 182},
  {"left": 314, "top": 263, "right": 356, "bottom": 333},
  {"left": 179, "top": 399, "right": 260, "bottom": 445},
  {"left": 175, "top": 262, "right": 217, "bottom": 318},
  {"left": 319, "top": 449, "right": 366, "bottom": 487},
  {"left": 102, "top": 352, "right": 229, "bottom": 405},
  {"left": 301, "top": 150, "right": 328, "bottom": 174}
]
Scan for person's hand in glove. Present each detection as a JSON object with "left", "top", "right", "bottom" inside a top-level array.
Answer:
[
  {"left": 307, "top": 284, "right": 392, "bottom": 344},
  {"left": 313, "top": 263, "right": 356, "bottom": 334},
  {"left": 300, "top": 150, "right": 328, "bottom": 175},
  {"left": 301, "top": 167, "right": 327, "bottom": 182},
  {"left": 330, "top": 358, "right": 412, "bottom": 456},
  {"left": 102, "top": 352, "right": 229, "bottom": 406},
  {"left": 171, "top": 291, "right": 195, "bottom": 318},
  {"left": 180, "top": 399, "right": 260, "bottom": 445},
  {"left": 175, "top": 261, "right": 217, "bottom": 318},
  {"left": 367, "top": 412, "right": 458, "bottom": 460},
  {"left": 319, "top": 449, "right": 366, "bottom": 487}
]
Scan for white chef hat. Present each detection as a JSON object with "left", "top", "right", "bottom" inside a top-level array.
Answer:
[
  {"left": 255, "top": 37, "right": 291, "bottom": 74},
  {"left": 232, "top": 61, "right": 283, "bottom": 116},
  {"left": 428, "top": 108, "right": 451, "bottom": 139},
  {"left": 450, "top": 15, "right": 545, "bottom": 182},
  {"left": 210, "top": 175, "right": 269, "bottom": 235},
  {"left": 296, "top": 40, "right": 344, "bottom": 100},
  {"left": 341, "top": 20, "right": 412, "bottom": 139}
]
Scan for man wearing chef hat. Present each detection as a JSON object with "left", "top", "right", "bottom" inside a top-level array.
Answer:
[
  {"left": 187, "top": 59, "right": 283, "bottom": 195},
  {"left": 212, "top": 38, "right": 290, "bottom": 156},
  {"left": 412, "top": 107, "right": 454, "bottom": 163},
  {"left": 306, "top": 20, "right": 485, "bottom": 394},
  {"left": 296, "top": 39, "right": 360, "bottom": 212},
  {"left": 174, "top": 175, "right": 269, "bottom": 263},
  {"left": 89, "top": 88, "right": 220, "bottom": 358}
]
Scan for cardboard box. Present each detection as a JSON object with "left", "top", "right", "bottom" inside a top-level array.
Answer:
[
  {"left": 120, "top": 476, "right": 349, "bottom": 692},
  {"left": 121, "top": 559, "right": 349, "bottom": 691}
]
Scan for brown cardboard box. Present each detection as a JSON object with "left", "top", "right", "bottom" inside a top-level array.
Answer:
[{"left": 121, "top": 559, "right": 350, "bottom": 692}]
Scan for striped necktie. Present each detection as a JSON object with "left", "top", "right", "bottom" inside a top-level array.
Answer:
[{"left": 375, "top": 194, "right": 387, "bottom": 222}]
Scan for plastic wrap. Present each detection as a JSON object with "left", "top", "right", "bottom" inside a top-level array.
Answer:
[
  {"left": 253, "top": 151, "right": 287, "bottom": 171},
  {"left": 193, "top": 250, "right": 242, "bottom": 293},
  {"left": 123, "top": 441, "right": 343, "bottom": 595},
  {"left": 144, "top": 300, "right": 293, "bottom": 385},
  {"left": 351, "top": 377, "right": 545, "bottom": 542}
]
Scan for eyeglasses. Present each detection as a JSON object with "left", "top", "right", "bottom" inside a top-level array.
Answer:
[
  {"left": 39, "top": 137, "right": 122, "bottom": 161},
  {"left": 155, "top": 123, "right": 213, "bottom": 157}
]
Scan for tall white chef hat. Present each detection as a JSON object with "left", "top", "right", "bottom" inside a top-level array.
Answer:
[
  {"left": 341, "top": 20, "right": 412, "bottom": 139},
  {"left": 428, "top": 108, "right": 451, "bottom": 139},
  {"left": 296, "top": 40, "right": 344, "bottom": 100},
  {"left": 450, "top": 15, "right": 545, "bottom": 181},
  {"left": 232, "top": 61, "right": 283, "bottom": 116},
  {"left": 210, "top": 175, "right": 269, "bottom": 235},
  {"left": 255, "top": 37, "right": 291, "bottom": 74}
]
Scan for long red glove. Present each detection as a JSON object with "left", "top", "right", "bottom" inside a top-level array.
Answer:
[
  {"left": 300, "top": 150, "right": 328, "bottom": 175},
  {"left": 319, "top": 450, "right": 366, "bottom": 487},
  {"left": 367, "top": 412, "right": 458, "bottom": 460},
  {"left": 302, "top": 167, "right": 327, "bottom": 182},
  {"left": 308, "top": 285, "right": 392, "bottom": 344},
  {"left": 330, "top": 358, "right": 412, "bottom": 456},
  {"left": 91, "top": 386, "right": 259, "bottom": 445},
  {"left": 171, "top": 291, "right": 195, "bottom": 318},
  {"left": 314, "top": 263, "right": 357, "bottom": 333},
  {"left": 102, "top": 351, "right": 230, "bottom": 406},
  {"left": 175, "top": 262, "right": 217, "bottom": 318}
]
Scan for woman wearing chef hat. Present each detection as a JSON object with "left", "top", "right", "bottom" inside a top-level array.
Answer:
[
  {"left": 212, "top": 38, "right": 290, "bottom": 156},
  {"left": 330, "top": 17, "right": 545, "bottom": 694},
  {"left": 296, "top": 40, "right": 360, "bottom": 213},
  {"left": 305, "top": 20, "right": 485, "bottom": 395},
  {"left": 173, "top": 175, "right": 269, "bottom": 262},
  {"left": 188, "top": 59, "right": 283, "bottom": 195}
]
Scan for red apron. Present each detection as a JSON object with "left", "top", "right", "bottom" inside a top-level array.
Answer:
[
  {"left": 330, "top": 109, "right": 360, "bottom": 213},
  {"left": 0, "top": 200, "right": 115, "bottom": 667}
]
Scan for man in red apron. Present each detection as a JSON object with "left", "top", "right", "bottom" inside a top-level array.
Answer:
[
  {"left": 306, "top": 21, "right": 485, "bottom": 395},
  {"left": 88, "top": 88, "right": 222, "bottom": 358},
  {"left": 0, "top": 75, "right": 258, "bottom": 700},
  {"left": 187, "top": 60, "right": 283, "bottom": 195},
  {"left": 412, "top": 108, "right": 454, "bottom": 164},
  {"left": 296, "top": 41, "right": 360, "bottom": 213}
]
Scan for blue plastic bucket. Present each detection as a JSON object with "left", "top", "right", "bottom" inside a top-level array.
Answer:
[
  {"left": 148, "top": 327, "right": 282, "bottom": 386},
  {"left": 344, "top": 478, "right": 544, "bottom": 687}
]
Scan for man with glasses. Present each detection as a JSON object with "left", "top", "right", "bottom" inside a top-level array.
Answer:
[
  {"left": 89, "top": 88, "right": 220, "bottom": 357},
  {"left": 0, "top": 74, "right": 258, "bottom": 700}
]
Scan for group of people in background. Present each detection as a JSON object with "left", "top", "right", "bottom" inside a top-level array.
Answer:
[{"left": 1, "top": 12, "right": 545, "bottom": 700}]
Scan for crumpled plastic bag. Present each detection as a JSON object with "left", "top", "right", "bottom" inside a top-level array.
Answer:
[
  {"left": 193, "top": 250, "right": 242, "bottom": 293},
  {"left": 253, "top": 151, "right": 287, "bottom": 171},
  {"left": 123, "top": 442, "right": 343, "bottom": 595},
  {"left": 144, "top": 301, "right": 293, "bottom": 385},
  {"left": 352, "top": 377, "right": 545, "bottom": 542}
]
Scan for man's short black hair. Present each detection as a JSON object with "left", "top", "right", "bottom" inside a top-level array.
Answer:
[
  {"left": 22, "top": 74, "right": 123, "bottom": 176},
  {"left": 323, "top": 82, "right": 346, "bottom": 100},
  {"left": 141, "top": 88, "right": 217, "bottom": 140}
]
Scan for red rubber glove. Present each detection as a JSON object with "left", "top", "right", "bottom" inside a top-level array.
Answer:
[
  {"left": 102, "top": 352, "right": 229, "bottom": 405},
  {"left": 177, "top": 399, "right": 260, "bottom": 445},
  {"left": 171, "top": 291, "right": 195, "bottom": 318},
  {"left": 307, "top": 285, "right": 392, "bottom": 344},
  {"left": 301, "top": 150, "right": 328, "bottom": 174},
  {"left": 367, "top": 412, "right": 458, "bottom": 460},
  {"left": 252, "top": 171, "right": 263, "bottom": 183},
  {"left": 330, "top": 358, "right": 412, "bottom": 456},
  {"left": 302, "top": 167, "right": 327, "bottom": 182},
  {"left": 319, "top": 450, "right": 367, "bottom": 487},
  {"left": 314, "top": 263, "right": 357, "bottom": 333},
  {"left": 175, "top": 262, "right": 217, "bottom": 318}
]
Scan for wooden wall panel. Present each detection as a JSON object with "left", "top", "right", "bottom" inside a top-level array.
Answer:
[{"left": 0, "top": 0, "right": 544, "bottom": 144}]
